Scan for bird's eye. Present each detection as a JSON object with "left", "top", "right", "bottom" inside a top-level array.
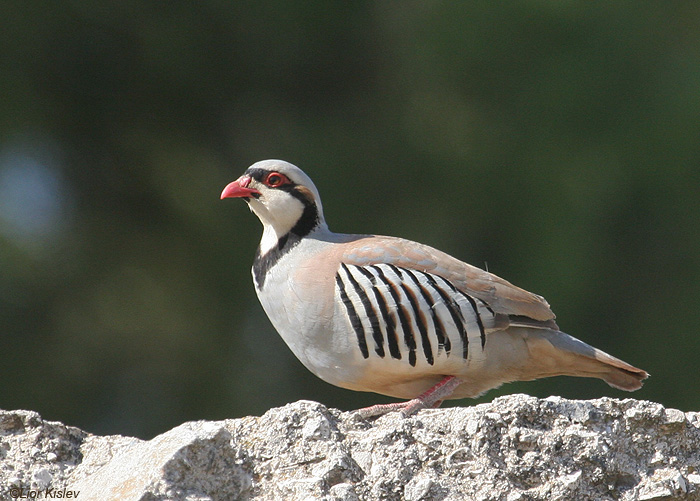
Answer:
[{"left": 264, "top": 172, "right": 288, "bottom": 188}]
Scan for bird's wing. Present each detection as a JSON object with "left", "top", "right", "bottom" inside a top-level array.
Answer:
[{"left": 337, "top": 234, "right": 557, "bottom": 324}]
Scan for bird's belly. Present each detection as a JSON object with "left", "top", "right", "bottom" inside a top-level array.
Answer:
[
  {"left": 259, "top": 294, "right": 451, "bottom": 391},
  {"left": 255, "top": 263, "right": 513, "bottom": 399}
]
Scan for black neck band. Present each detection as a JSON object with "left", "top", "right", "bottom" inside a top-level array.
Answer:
[{"left": 252, "top": 197, "right": 319, "bottom": 289}]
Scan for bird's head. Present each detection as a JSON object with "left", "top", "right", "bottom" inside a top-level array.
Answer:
[{"left": 221, "top": 160, "right": 327, "bottom": 248}]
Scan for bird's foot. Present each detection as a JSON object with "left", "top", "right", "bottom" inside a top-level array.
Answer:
[{"left": 354, "top": 376, "right": 461, "bottom": 418}]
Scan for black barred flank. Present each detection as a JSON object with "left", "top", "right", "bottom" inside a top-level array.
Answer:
[
  {"left": 356, "top": 266, "right": 402, "bottom": 360},
  {"left": 403, "top": 268, "right": 451, "bottom": 355},
  {"left": 336, "top": 273, "right": 369, "bottom": 358},
  {"left": 426, "top": 274, "right": 469, "bottom": 359},
  {"left": 388, "top": 265, "right": 434, "bottom": 366},
  {"left": 334, "top": 263, "right": 495, "bottom": 366},
  {"left": 436, "top": 276, "right": 488, "bottom": 350},
  {"left": 373, "top": 265, "right": 417, "bottom": 367},
  {"left": 457, "top": 289, "right": 487, "bottom": 349},
  {"left": 341, "top": 264, "right": 385, "bottom": 357}
]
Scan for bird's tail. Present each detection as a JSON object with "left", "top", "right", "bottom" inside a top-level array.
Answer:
[{"left": 521, "top": 329, "right": 648, "bottom": 391}]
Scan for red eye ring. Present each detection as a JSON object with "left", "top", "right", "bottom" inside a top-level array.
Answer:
[{"left": 264, "top": 172, "right": 289, "bottom": 188}]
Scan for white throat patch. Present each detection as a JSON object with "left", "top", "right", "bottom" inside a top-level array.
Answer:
[{"left": 248, "top": 194, "right": 306, "bottom": 254}]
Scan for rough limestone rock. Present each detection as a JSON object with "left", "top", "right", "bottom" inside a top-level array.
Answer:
[{"left": 1, "top": 395, "right": 699, "bottom": 500}]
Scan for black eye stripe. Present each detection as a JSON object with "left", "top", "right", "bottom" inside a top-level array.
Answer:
[
  {"left": 245, "top": 168, "right": 266, "bottom": 182},
  {"left": 246, "top": 167, "right": 295, "bottom": 186},
  {"left": 243, "top": 167, "right": 317, "bottom": 206}
]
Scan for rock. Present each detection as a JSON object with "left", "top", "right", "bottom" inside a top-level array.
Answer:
[{"left": 1, "top": 395, "right": 699, "bottom": 500}]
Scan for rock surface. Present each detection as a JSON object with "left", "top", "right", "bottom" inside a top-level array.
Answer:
[{"left": 1, "top": 394, "right": 699, "bottom": 500}]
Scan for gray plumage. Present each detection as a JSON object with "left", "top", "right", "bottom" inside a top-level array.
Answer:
[{"left": 221, "top": 160, "right": 648, "bottom": 415}]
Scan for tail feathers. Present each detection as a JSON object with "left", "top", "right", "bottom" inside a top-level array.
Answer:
[
  {"left": 525, "top": 330, "right": 649, "bottom": 391},
  {"left": 588, "top": 346, "right": 648, "bottom": 391}
]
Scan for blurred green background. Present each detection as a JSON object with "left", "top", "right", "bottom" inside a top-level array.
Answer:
[{"left": 1, "top": 2, "right": 698, "bottom": 439}]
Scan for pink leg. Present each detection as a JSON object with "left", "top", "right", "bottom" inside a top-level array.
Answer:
[{"left": 355, "top": 376, "right": 461, "bottom": 418}]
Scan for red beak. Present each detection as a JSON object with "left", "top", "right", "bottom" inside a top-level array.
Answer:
[{"left": 220, "top": 176, "right": 260, "bottom": 199}]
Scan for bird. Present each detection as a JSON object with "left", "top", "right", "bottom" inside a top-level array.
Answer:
[{"left": 220, "top": 159, "right": 648, "bottom": 417}]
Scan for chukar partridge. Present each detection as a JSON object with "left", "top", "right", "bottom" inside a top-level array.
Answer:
[{"left": 221, "top": 159, "right": 648, "bottom": 417}]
